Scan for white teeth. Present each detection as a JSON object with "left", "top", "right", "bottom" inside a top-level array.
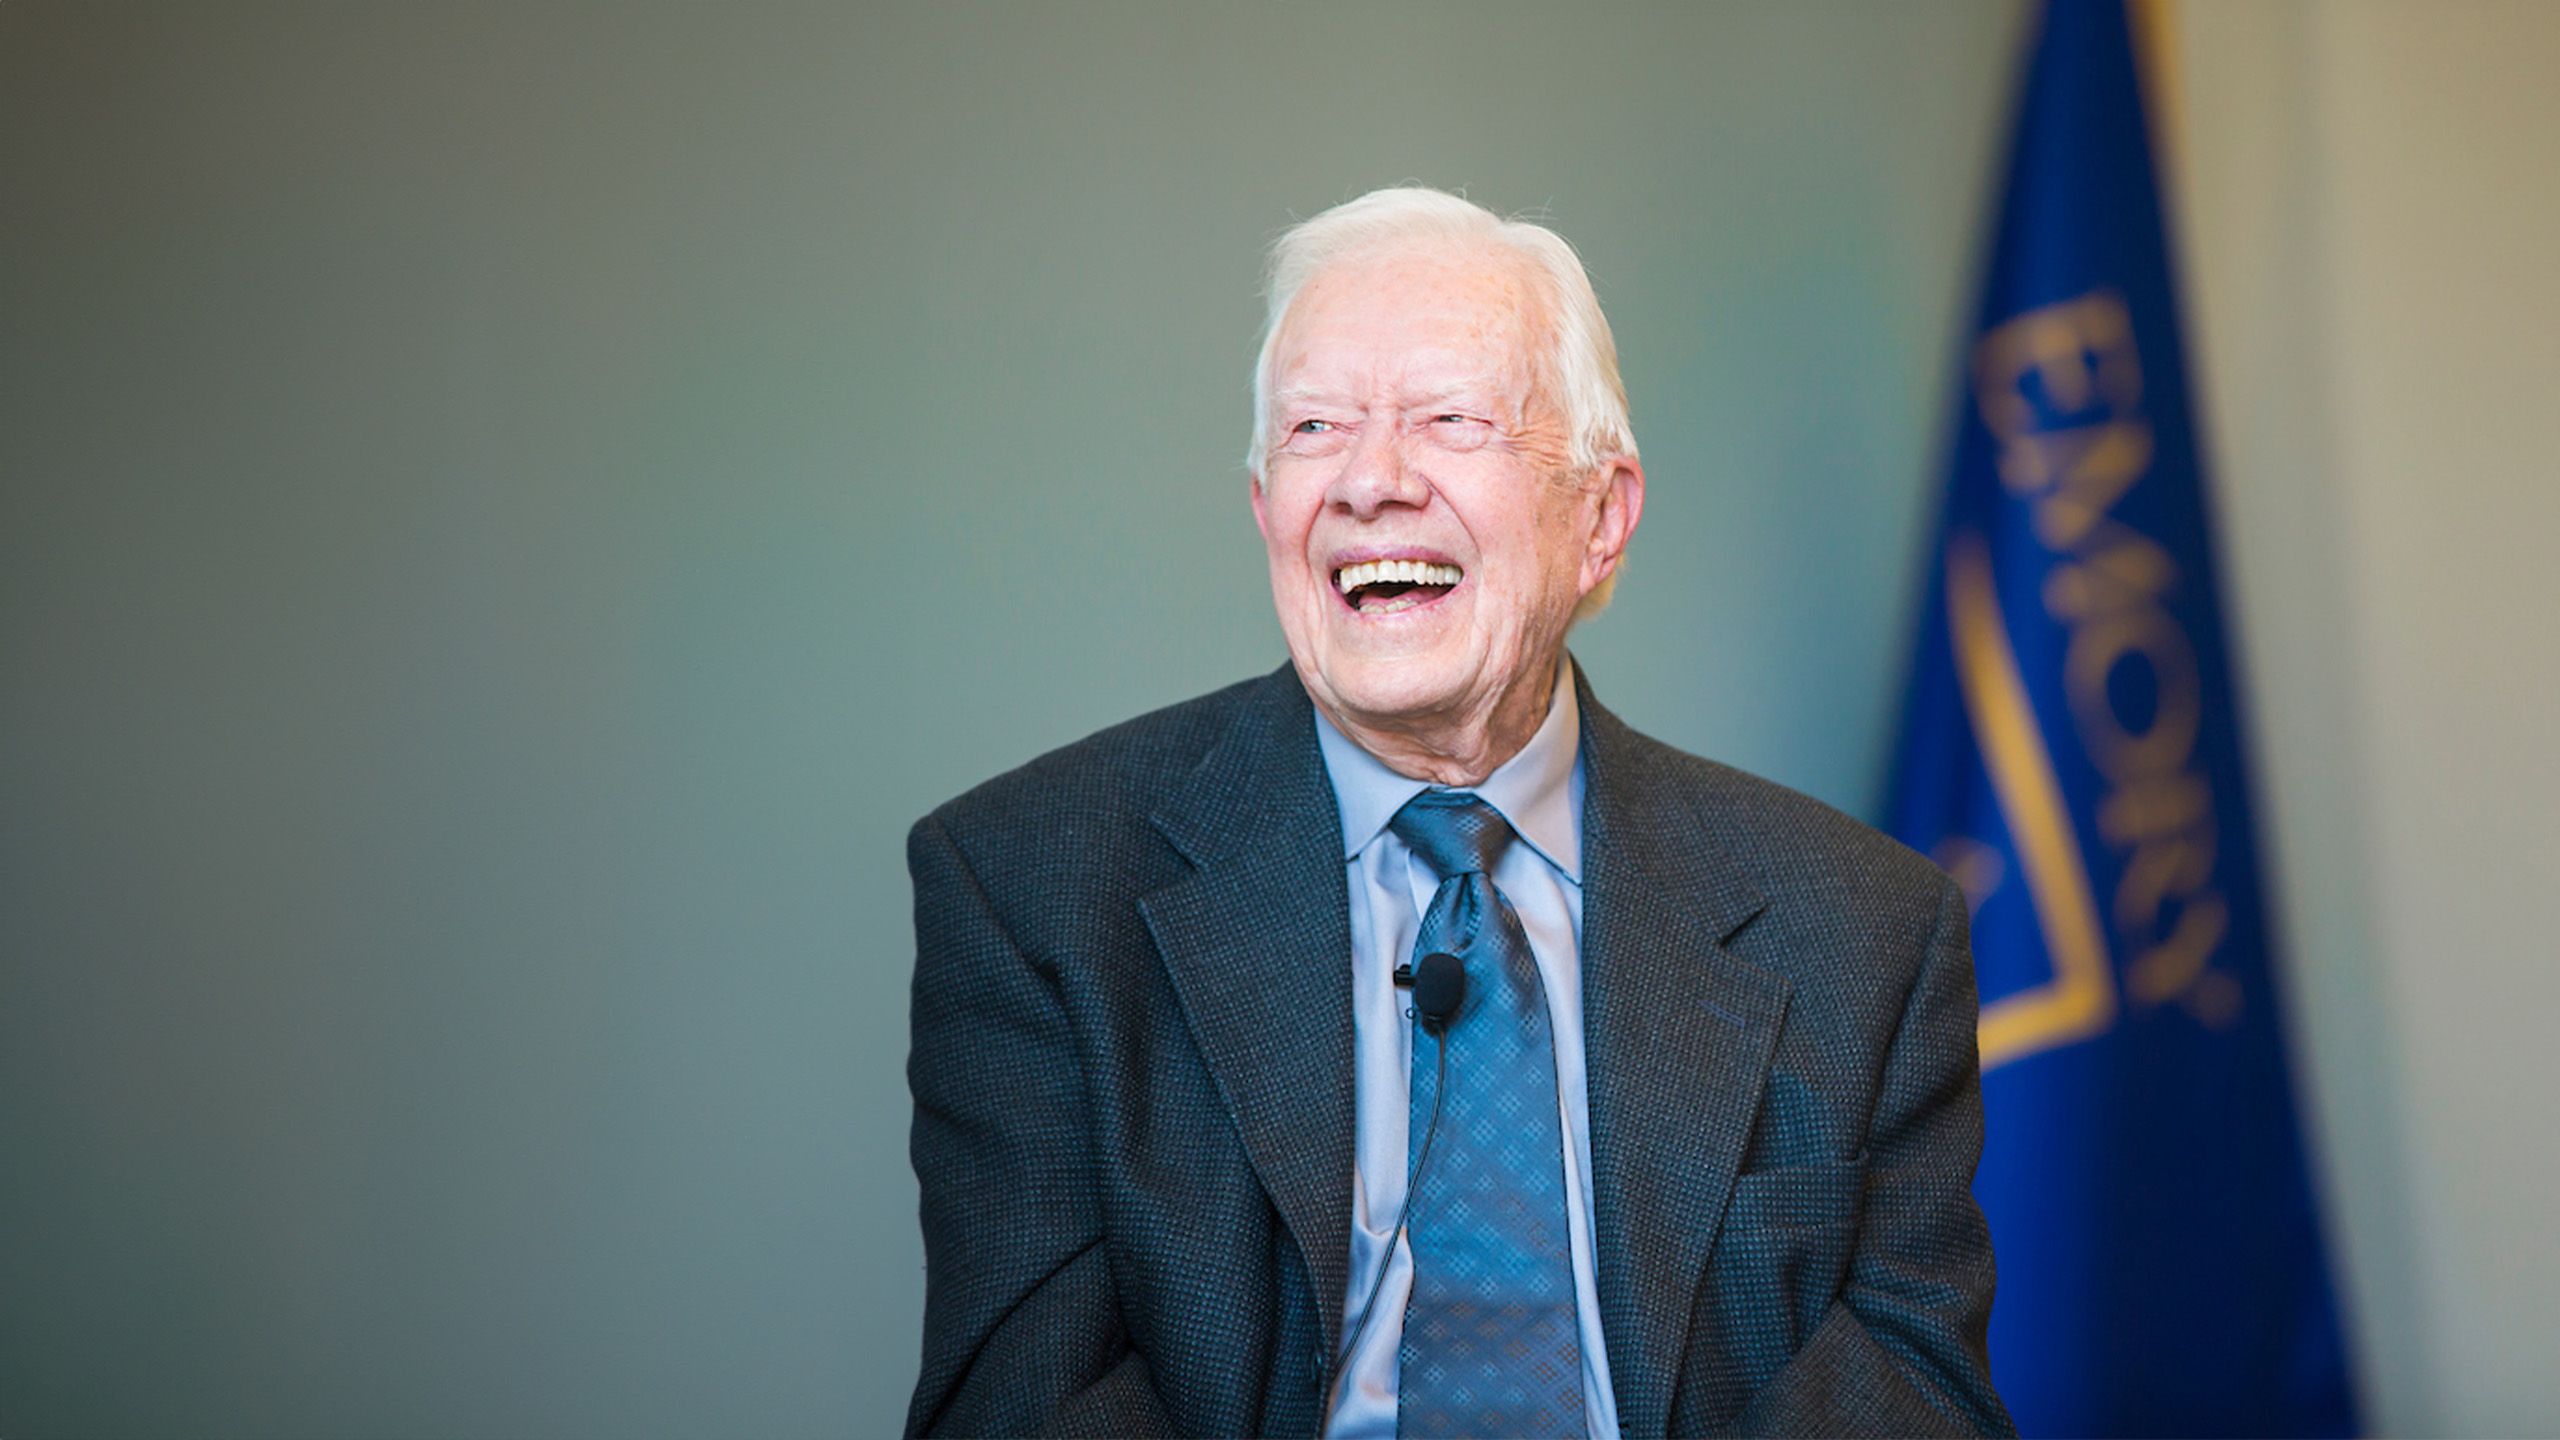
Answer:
[{"left": 1332, "top": 559, "right": 1464, "bottom": 593}]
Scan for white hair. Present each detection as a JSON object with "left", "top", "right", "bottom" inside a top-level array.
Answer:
[{"left": 1244, "top": 186, "right": 1639, "bottom": 617}]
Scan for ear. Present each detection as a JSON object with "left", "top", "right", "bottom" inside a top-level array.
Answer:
[
  {"left": 1248, "top": 470, "right": 1271, "bottom": 541},
  {"left": 1579, "top": 455, "right": 1645, "bottom": 595}
]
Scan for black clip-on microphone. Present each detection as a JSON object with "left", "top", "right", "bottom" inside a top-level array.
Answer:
[{"left": 1322, "top": 951, "right": 1467, "bottom": 1417}]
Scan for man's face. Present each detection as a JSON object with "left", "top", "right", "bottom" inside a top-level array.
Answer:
[{"left": 1252, "top": 243, "right": 1633, "bottom": 739}]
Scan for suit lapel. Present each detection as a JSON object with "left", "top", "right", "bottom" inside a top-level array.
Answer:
[
  {"left": 1139, "top": 666, "right": 1358, "bottom": 1362},
  {"left": 1133, "top": 661, "right": 1787, "bottom": 1426},
  {"left": 1576, "top": 671, "right": 1788, "bottom": 1438}
]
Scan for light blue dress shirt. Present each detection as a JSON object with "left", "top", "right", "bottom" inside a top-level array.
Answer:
[{"left": 1313, "top": 658, "right": 1622, "bottom": 1439}]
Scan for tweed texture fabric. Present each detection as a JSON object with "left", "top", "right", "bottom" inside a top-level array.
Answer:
[
  {"left": 905, "top": 660, "right": 2013, "bottom": 1438},
  {"left": 1389, "top": 793, "right": 1586, "bottom": 1439}
]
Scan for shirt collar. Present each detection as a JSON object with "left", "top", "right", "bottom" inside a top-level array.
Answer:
[{"left": 1310, "top": 654, "right": 1584, "bottom": 883}]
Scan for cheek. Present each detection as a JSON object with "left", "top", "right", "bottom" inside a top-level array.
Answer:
[
  {"left": 1265, "top": 472, "right": 1330, "bottom": 546},
  {"left": 1255, "top": 492, "right": 1309, "bottom": 558},
  {"left": 1497, "top": 498, "right": 1592, "bottom": 620}
]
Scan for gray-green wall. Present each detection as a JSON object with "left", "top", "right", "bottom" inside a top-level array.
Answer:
[{"left": 0, "top": 4, "right": 2022, "bottom": 1433}]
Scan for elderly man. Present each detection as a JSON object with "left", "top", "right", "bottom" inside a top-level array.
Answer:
[{"left": 905, "top": 188, "right": 2010, "bottom": 1439}]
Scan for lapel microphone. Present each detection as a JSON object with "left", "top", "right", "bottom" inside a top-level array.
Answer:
[
  {"left": 1325, "top": 951, "right": 1468, "bottom": 1416},
  {"left": 1408, "top": 951, "right": 1466, "bottom": 1035}
]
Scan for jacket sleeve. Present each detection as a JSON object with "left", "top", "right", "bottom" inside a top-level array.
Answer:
[
  {"left": 1732, "top": 873, "right": 2016, "bottom": 1438},
  {"left": 904, "top": 814, "right": 1175, "bottom": 1438}
]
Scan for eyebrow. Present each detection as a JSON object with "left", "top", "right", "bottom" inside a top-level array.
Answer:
[
  {"left": 1268, "top": 385, "right": 1341, "bottom": 411},
  {"left": 1411, "top": 380, "right": 1506, "bottom": 410},
  {"left": 1269, "top": 377, "right": 1510, "bottom": 411}
]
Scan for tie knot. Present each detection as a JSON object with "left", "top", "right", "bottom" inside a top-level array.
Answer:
[{"left": 1389, "top": 790, "right": 1516, "bottom": 881}]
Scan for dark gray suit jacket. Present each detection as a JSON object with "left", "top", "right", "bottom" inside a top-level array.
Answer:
[{"left": 906, "top": 663, "right": 2011, "bottom": 1438}]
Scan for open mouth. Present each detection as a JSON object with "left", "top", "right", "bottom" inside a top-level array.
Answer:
[{"left": 1333, "top": 558, "right": 1462, "bottom": 615}]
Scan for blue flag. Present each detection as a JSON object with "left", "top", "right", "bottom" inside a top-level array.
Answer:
[{"left": 1886, "top": 2, "right": 2359, "bottom": 1433}]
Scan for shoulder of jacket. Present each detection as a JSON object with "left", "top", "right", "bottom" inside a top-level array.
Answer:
[{"left": 1606, "top": 719, "right": 1950, "bottom": 920}]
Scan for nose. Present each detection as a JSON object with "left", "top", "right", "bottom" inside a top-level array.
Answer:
[{"left": 1327, "top": 424, "right": 1430, "bottom": 520}]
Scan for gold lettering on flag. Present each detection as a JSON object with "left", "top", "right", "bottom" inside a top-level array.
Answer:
[
  {"left": 1959, "top": 290, "right": 2241, "bottom": 1068},
  {"left": 1947, "top": 531, "right": 2117, "bottom": 1069}
]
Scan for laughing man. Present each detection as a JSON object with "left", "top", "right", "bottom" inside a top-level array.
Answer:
[{"left": 905, "top": 187, "right": 2012, "bottom": 1439}]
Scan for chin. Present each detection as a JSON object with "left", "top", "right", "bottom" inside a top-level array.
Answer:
[{"left": 1309, "top": 646, "right": 1474, "bottom": 726}]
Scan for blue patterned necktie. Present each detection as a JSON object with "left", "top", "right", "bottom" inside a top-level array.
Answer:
[{"left": 1390, "top": 790, "right": 1587, "bottom": 1439}]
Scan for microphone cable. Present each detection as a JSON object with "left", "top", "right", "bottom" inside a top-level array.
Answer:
[{"left": 1320, "top": 951, "right": 1465, "bottom": 1422}]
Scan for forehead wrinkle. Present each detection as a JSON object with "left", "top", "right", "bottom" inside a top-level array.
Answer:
[
  {"left": 1407, "top": 367, "right": 1519, "bottom": 410},
  {"left": 1270, "top": 381, "right": 1343, "bottom": 410},
  {"left": 1269, "top": 247, "right": 1555, "bottom": 430},
  {"left": 1276, "top": 351, "right": 1521, "bottom": 408}
]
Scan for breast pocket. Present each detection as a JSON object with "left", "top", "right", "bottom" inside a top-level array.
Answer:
[
  {"left": 1704, "top": 1153, "right": 1869, "bottom": 1371},
  {"left": 1724, "top": 1152, "right": 1869, "bottom": 1233}
]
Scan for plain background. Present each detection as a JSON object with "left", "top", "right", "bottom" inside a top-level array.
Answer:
[{"left": 4, "top": 2, "right": 2553, "bottom": 1435}]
